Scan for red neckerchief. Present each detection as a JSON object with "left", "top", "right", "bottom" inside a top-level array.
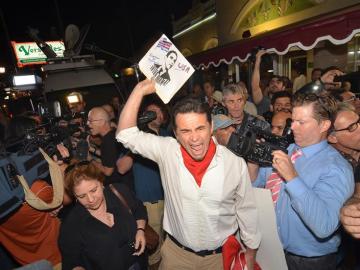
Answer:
[{"left": 180, "top": 139, "right": 216, "bottom": 187}]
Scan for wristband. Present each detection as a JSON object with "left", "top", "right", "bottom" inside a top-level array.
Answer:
[{"left": 137, "top": 227, "right": 145, "bottom": 232}]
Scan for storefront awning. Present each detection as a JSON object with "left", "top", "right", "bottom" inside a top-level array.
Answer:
[{"left": 188, "top": 8, "right": 360, "bottom": 69}]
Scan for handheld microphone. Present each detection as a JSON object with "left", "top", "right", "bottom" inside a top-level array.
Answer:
[{"left": 137, "top": 111, "right": 157, "bottom": 125}]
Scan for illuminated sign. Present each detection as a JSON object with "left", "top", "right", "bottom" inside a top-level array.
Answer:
[{"left": 11, "top": 41, "right": 65, "bottom": 67}]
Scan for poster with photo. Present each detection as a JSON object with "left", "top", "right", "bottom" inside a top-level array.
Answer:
[{"left": 139, "top": 34, "right": 195, "bottom": 104}]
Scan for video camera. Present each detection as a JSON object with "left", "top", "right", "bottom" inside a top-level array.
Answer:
[
  {"left": 24, "top": 102, "right": 90, "bottom": 161},
  {"left": 227, "top": 119, "right": 293, "bottom": 167},
  {"left": 0, "top": 101, "right": 89, "bottom": 219}
]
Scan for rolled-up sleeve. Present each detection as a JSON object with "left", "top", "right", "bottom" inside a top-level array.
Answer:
[{"left": 236, "top": 158, "right": 261, "bottom": 249}]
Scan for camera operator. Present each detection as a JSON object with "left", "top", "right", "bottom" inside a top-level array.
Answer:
[
  {"left": 251, "top": 93, "right": 354, "bottom": 270},
  {"left": 222, "top": 83, "right": 270, "bottom": 133},
  {"left": 87, "top": 107, "right": 132, "bottom": 187},
  {"left": 0, "top": 116, "right": 69, "bottom": 269}
]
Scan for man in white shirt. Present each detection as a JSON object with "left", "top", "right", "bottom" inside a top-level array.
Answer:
[{"left": 116, "top": 80, "right": 261, "bottom": 270}]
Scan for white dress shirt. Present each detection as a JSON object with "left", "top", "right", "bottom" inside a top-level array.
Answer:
[{"left": 116, "top": 127, "right": 261, "bottom": 251}]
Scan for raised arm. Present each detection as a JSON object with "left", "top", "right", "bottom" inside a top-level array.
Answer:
[
  {"left": 117, "top": 79, "right": 156, "bottom": 132},
  {"left": 251, "top": 50, "right": 267, "bottom": 105}
]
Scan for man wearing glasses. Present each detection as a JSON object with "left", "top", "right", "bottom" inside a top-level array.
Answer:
[
  {"left": 250, "top": 93, "right": 354, "bottom": 270},
  {"left": 328, "top": 103, "right": 360, "bottom": 240},
  {"left": 87, "top": 107, "right": 133, "bottom": 188},
  {"left": 337, "top": 89, "right": 360, "bottom": 115}
]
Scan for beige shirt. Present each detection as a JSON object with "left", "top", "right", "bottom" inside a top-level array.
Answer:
[
  {"left": 293, "top": 74, "right": 307, "bottom": 93},
  {"left": 116, "top": 127, "right": 261, "bottom": 251}
]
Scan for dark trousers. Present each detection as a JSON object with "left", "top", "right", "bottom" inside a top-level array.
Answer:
[{"left": 285, "top": 252, "right": 336, "bottom": 270}]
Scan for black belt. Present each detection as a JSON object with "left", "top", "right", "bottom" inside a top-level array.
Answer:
[{"left": 167, "top": 233, "right": 222, "bottom": 257}]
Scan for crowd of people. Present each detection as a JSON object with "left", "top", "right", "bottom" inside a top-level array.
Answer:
[{"left": 0, "top": 48, "right": 360, "bottom": 270}]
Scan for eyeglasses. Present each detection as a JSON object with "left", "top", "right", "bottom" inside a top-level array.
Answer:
[
  {"left": 64, "top": 160, "right": 91, "bottom": 175},
  {"left": 334, "top": 118, "right": 360, "bottom": 133}
]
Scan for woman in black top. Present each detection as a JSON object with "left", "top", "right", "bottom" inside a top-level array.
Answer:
[{"left": 59, "top": 161, "right": 147, "bottom": 270}]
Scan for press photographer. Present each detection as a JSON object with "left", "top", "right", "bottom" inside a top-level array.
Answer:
[
  {"left": 213, "top": 83, "right": 293, "bottom": 166},
  {"left": 251, "top": 92, "right": 354, "bottom": 270}
]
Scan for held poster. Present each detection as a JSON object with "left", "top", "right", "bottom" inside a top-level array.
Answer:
[{"left": 139, "top": 34, "right": 194, "bottom": 104}]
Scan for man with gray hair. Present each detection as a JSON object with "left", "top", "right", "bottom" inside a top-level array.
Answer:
[
  {"left": 87, "top": 107, "right": 130, "bottom": 186},
  {"left": 327, "top": 103, "right": 360, "bottom": 240},
  {"left": 222, "top": 83, "right": 270, "bottom": 134}
]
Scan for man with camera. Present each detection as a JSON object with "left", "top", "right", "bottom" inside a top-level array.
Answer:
[
  {"left": 251, "top": 93, "right": 354, "bottom": 269},
  {"left": 117, "top": 79, "right": 261, "bottom": 270},
  {"left": 222, "top": 83, "right": 270, "bottom": 133}
]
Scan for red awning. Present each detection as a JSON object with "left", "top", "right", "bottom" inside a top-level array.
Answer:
[{"left": 188, "top": 8, "right": 360, "bottom": 69}]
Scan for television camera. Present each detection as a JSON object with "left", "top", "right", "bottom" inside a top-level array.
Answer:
[
  {"left": 0, "top": 102, "right": 89, "bottom": 219},
  {"left": 227, "top": 119, "right": 293, "bottom": 167}
]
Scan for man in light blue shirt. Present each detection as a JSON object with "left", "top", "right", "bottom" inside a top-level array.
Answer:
[{"left": 251, "top": 93, "right": 354, "bottom": 270}]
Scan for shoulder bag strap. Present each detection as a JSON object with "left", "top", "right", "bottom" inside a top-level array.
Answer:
[{"left": 109, "top": 184, "right": 133, "bottom": 215}]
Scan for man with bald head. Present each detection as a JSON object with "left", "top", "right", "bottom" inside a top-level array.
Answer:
[
  {"left": 271, "top": 111, "right": 292, "bottom": 136},
  {"left": 87, "top": 107, "right": 126, "bottom": 185}
]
